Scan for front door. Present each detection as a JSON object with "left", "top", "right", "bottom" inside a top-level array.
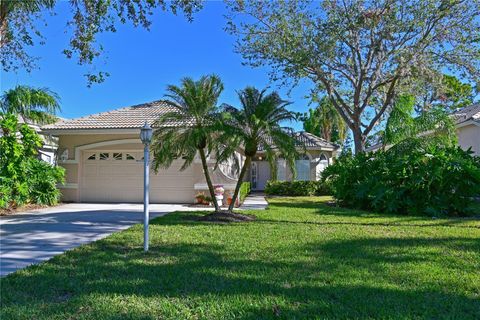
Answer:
[{"left": 251, "top": 161, "right": 271, "bottom": 191}]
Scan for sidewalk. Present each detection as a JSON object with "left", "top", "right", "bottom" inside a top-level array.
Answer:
[{"left": 240, "top": 193, "right": 268, "bottom": 210}]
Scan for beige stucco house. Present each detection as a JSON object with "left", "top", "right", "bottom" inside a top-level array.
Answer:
[
  {"left": 452, "top": 103, "right": 480, "bottom": 156},
  {"left": 42, "top": 100, "right": 339, "bottom": 204}
]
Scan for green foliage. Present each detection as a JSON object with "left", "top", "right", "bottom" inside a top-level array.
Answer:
[
  {"left": 151, "top": 75, "right": 224, "bottom": 212},
  {"left": 1, "top": 85, "right": 60, "bottom": 124},
  {"left": 302, "top": 96, "right": 346, "bottom": 144},
  {"left": 323, "top": 139, "right": 480, "bottom": 216},
  {"left": 0, "top": 113, "right": 64, "bottom": 209},
  {"left": 216, "top": 87, "right": 298, "bottom": 211},
  {"left": 265, "top": 180, "right": 331, "bottom": 197},
  {"left": 1, "top": 0, "right": 202, "bottom": 85},
  {"left": 226, "top": 1, "right": 480, "bottom": 153},
  {"left": 384, "top": 94, "right": 457, "bottom": 146},
  {"left": 27, "top": 159, "right": 65, "bottom": 206},
  {"left": 239, "top": 182, "right": 251, "bottom": 202}
]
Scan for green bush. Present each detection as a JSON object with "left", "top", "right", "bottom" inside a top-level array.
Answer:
[
  {"left": 265, "top": 180, "right": 331, "bottom": 196},
  {"left": 322, "top": 138, "right": 480, "bottom": 216},
  {"left": 239, "top": 182, "right": 251, "bottom": 202},
  {"left": 0, "top": 113, "right": 65, "bottom": 209}
]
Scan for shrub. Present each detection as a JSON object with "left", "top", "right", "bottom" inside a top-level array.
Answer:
[
  {"left": 0, "top": 113, "right": 65, "bottom": 209},
  {"left": 322, "top": 138, "right": 480, "bottom": 216},
  {"left": 265, "top": 180, "right": 331, "bottom": 196},
  {"left": 239, "top": 182, "right": 251, "bottom": 202}
]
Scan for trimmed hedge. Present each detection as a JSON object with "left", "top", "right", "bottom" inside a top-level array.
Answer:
[
  {"left": 239, "top": 182, "right": 251, "bottom": 202},
  {"left": 265, "top": 180, "right": 331, "bottom": 196}
]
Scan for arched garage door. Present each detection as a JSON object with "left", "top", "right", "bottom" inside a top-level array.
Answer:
[{"left": 80, "top": 150, "right": 194, "bottom": 203}]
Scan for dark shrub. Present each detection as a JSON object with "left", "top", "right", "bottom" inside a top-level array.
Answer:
[
  {"left": 322, "top": 139, "right": 480, "bottom": 216},
  {"left": 265, "top": 180, "right": 331, "bottom": 196}
]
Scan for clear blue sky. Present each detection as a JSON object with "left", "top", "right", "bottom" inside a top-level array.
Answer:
[{"left": 1, "top": 1, "right": 313, "bottom": 131}]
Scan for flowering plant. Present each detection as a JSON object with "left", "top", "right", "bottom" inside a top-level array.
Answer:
[{"left": 214, "top": 185, "right": 225, "bottom": 195}]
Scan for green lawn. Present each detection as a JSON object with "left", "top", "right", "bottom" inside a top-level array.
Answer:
[{"left": 2, "top": 197, "right": 480, "bottom": 319}]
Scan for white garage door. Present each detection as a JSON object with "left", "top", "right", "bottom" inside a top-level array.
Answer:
[{"left": 80, "top": 151, "right": 194, "bottom": 203}]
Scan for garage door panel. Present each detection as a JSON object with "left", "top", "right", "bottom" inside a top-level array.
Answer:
[{"left": 81, "top": 150, "right": 194, "bottom": 203}]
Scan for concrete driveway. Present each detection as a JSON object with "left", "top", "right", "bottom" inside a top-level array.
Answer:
[{"left": 0, "top": 203, "right": 202, "bottom": 277}]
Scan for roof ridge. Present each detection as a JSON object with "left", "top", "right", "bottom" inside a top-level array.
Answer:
[{"left": 44, "top": 99, "right": 169, "bottom": 128}]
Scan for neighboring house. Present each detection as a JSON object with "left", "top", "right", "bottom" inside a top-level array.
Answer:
[
  {"left": 42, "top": 100, "right": 340, "bottom": 204},
  {"left": 451, "top": 103, "right": 480, "bottom": 156},
  {"left": 366, "top": 104, "right": 480, "bottom": 155}
]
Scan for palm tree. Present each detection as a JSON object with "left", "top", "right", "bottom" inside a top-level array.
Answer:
[
  {"left": 1, "top": 85, "right": 60, "bottom": 124},
  {"left": 303, "top": 96, "right": 346, "bottom": 143},
  {"left": 151, "top": 75, "right": 224, "bottom": 212},
  {"left": 218, "top": 87, "right": 298, "bottom": 213}
]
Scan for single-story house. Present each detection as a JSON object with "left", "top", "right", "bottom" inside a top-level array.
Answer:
[
  {"left": 42, "top": 100, "right": 340, "bottom": 204},
  {"left": 451, "top": 103, "right": 480, "bottom": 156},
  {"left": 366, "top": 103, "right": 480, "bottom": 155}
]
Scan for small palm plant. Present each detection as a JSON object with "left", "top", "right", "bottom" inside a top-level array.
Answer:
[
  {"left": 218, "top": 87, "right": 298, "bottom": 213},
  {"left": 151, "top": 75, "right": 224, "bottom": 212},
  {"left": 1, "top": 85, "right": 60, "bottom": 124}
]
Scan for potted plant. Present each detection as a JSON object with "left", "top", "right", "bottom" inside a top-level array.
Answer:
[{"left": 195, "top": 192, "right": 206, "bottom": 205}]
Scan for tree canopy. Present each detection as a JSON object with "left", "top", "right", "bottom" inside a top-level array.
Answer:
[
  {"left": 226, "top": 0, "right": 480, "bottom": 153},
  {"left": 0, "top": 0, "right": 202, "bottom": 86}
]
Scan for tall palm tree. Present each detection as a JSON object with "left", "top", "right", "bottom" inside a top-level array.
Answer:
[
  {"left": 151, "top": 75, "right": 224, "bottom": 212},
  {"left": 218, "top": 87, "right": 298, "bottom": 213},
  {"left": 303, "top": 96, "right": 346, "bottom": 143},
  {"left": 1, "top": 85, "right": 60, "bottom": 124}
]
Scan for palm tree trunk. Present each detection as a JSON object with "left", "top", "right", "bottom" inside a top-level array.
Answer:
[
  {"left": 228, "top": 156, "right": 252, "bottom": 212},
  {"left": 198, "top": 148, "right": 220, "bottom": 212}
]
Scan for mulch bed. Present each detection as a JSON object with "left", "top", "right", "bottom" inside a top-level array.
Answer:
[
  {"left": 0, "top": 204, "right": 50, "bottom": 216},
  {"left": 186, "top": 211, "right": 256, "bottom": 223}
]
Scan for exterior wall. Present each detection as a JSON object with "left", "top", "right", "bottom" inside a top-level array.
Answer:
[
  {"left": 457, "top": 124, "right": 480, "bottom": 156},
  {"left": 250, "top": 149, "right": 335, "bottom": 190},
  {"left": 56, "top": 133, "right": 240, "bottom": 204}
]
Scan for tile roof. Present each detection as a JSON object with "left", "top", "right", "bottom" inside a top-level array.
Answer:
[
  {"left": 42, "top": 100, "right": 191, "bottom": 130},
  {"left": 42, "top": 99, "right": 339, "bottom": 150},
  {"left": 259, "top": 131, "right": 339, "bottom": 151},
  {"left": 451, "top": 103, "right": 480, "bottom": 124}
]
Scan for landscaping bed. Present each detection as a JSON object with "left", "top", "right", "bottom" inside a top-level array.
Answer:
[{"left": 1, "top": 196, "right": 479, "bottom": 319}]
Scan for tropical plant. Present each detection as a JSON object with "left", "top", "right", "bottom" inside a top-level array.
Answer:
[
  {"left": 302, "top": 96, "right": 346, "bottom": 144},
  {"left": 0, "top": 113, "right": 64, "bottom": 209},
  {"left": 218, "top": 87, "right": 298, "bottom": 213},
  {"left": 1, "top": 85, "right": 60, "bottom": 124},
  {"left": 322, "top": 141, "right": 480, "bottom": 216},
  {"left": 383, "top": 94, "right": 456, "bottom": 147},
  {"left": 226, "top": 0, "right": 480, "bottom": 153},
  {"left": 151, "top": 75, "right": 224, "bottom": 212}
]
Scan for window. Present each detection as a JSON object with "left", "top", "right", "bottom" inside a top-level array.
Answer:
[
  {"left": 277, "top": 158, "right": 286, "bottom": 181},
  {"left": 113, "top": 153, "right": 122, "bottom": 160},
  {"left": 87, "top": 153, "right": 96, "bottom": 160},
  {"left": 126, "top": 153, "right": 135, "bottom": 160},
  {"left": 295, "top": 154, "right": 310, "bottom": 181},
  {"left": 317, "top": 154, "right": 329, "bottom": 178},
  {"left": 99, "top": 153, "right": 109, "bottom": 160}
]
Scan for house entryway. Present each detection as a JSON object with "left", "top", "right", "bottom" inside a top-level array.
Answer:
[{"left": 251, "top": 161, "right": 271, "bottom": 191}]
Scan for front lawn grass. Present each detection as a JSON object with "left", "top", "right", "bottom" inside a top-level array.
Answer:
[{"left": 2, "top": 197, "right": 479, "bottom": 319}]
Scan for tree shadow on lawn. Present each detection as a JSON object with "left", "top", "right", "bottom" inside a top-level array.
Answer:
[{"left": 2, "top": 235, "right": 479, "bottom": 319}]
